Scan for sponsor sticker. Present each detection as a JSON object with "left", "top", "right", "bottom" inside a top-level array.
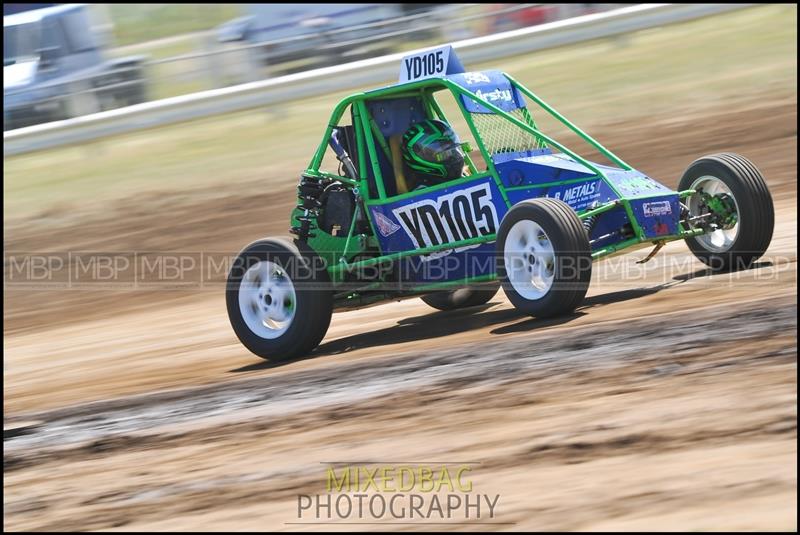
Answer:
[
  {"left": 474, "top": 88, "right": 513, "bottom": 103},
  {"left": 463, "top": 72, "right": 492, "bottom": 85},
  {"left": 374, "top": 211, "right": 401, "bottom": 237},
  {"left": 391, "top": 183, "right": 499, "bottom": 250},
  {"left": 551, "top": 181, "right": 599, "bottom": 204},
  {"left": 643, "top": 200, "right": 672, "bottom": 217}
]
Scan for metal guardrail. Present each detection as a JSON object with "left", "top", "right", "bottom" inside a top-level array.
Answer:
[
  {"left": 3, "top": 3, "right": 562, "bottom": 122},
  {"left": 3, "top": 3, "right": 577, "bottom": 124},
  {"left": 4, "top": 3, "right": 753, "bottom": 156}
]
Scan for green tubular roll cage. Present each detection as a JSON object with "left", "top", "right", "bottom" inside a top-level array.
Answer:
[{"left": 299, "top": 73, "right": 702, "bottom": 286}]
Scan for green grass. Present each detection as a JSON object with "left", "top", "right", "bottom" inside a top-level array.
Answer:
[
  {"left": 106, "top": 4, "right": 243, "bottom": 47},
  {"left": 4, "top": 5, "right": 796, "bottom": 221}
]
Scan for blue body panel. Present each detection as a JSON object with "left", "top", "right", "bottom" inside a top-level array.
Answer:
[
  {"left": 446, "top": 70, "right": 526, "bottom": 114},
  {"left": 368, "top": 175, "right": 507, "bottom": 283},
  {"left": 505, "top": 179, "right": 618, "bottom": 213},
  {"left": 367, "top": 154, "right": 681, "bottom": 281},
  {"left": 499, "top": 152, "right": 681, "bottom": 242},
  {"left": 497, "top": 151, "right": 596, "bottom": 188}
]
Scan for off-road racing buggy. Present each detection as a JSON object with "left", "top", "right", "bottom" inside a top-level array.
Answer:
[{"left": 227, "top": 46, "right": 774, "bottom": 360}]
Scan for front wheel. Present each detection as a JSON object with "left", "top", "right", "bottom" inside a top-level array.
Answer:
[
  {"left": 497, "top": 198, "right": 591, "bottom": 318},
  {"left": 679, "top": 153, "right": 774, "bottom": 271},
  {"left": 226, "top": 238, "right": 332, "bottom": 360}
]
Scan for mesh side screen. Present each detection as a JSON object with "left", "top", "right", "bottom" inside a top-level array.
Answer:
[{"left": 469, "top": 108, "right": 548, "bottom": 156}]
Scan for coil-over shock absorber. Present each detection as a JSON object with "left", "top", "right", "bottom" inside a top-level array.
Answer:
[
  {"left": 582, "top": 201, "right": 600, "bottom": 236},
  {"left": 290, "top": 174, "right": 326, "bottom": 241}
]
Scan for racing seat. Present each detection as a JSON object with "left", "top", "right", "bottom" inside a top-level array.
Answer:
[
  {"left": 332, "top": 97, "right": 426, "bottom": 198},
  {"left": 363, "top": 96, "right": 427, "bottom": 198}
]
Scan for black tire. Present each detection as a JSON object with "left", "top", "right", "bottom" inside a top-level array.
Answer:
[
  {"left": 123, "top": 79, "right": 148, "bottom": 106},
  {"left": 496, "top": 198, "right": 591, "bottom": 318},
  {"left": 421, "top": 284, "right": 500, "bottom": 311},
  {"left": 226, "top": 237, "right": 333, "bottom": 360},
  {"left": 679, "top": 153, "right": 774, "bottom": 271}
]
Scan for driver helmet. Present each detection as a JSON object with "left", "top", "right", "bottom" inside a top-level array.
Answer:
[{"left": 401, "top": 119, "right": 465, "bottom": 185}]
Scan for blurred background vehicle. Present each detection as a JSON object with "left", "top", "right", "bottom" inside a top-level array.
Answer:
[
  {"left": 3, "top": 3, "right": 620, "bottom": 132},
  {"left": 215, "top": 4, "right": 406, "bottom": 74},
  {"left": 3, "top": 3, "right": 147, "bottom": 130}
]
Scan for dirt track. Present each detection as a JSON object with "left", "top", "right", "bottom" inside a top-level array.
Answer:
[{"left": 3, "top": 94, "right": 797, "bottom": 531}]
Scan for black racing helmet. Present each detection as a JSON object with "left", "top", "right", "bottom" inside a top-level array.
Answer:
[{"left": 401, "top": 119, "right": 465, "bottom": 182}]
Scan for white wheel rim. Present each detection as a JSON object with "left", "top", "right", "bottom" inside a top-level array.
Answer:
[
  {"left": 503, "top": 220, "right": 555, "bottom": 300},
  {"left": 689, "top": 175, "right": 740, "bottom": 252},
  {"left": 238, "top": 260, "right": 296, "bottom": 339}
]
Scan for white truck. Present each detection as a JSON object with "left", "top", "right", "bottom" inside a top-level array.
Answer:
[{"left": 4, "top": 4, "right": 147, "bottom": 130}]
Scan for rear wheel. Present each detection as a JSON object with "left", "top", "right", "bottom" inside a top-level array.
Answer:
[
  {"left": 65, "top": 80, "right": 101, "bottom": 118},
  {"left": 226, "top": 238, "right": 332, "bottom": 360},
  {"left": 421, "top": 284, "right": 499, "bottom": 311},
  {"left": 679, "top": 153, "right": 774, "bottom": 271},
  {"left": 497, "top": 198, "right": 591, "bottom": 318}
]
